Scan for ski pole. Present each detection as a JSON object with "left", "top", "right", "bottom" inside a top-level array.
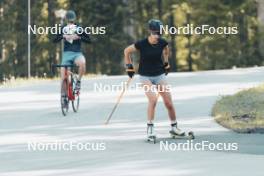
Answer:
[{"left": 104, "top": 78, "right": 132, "bottom": 125}]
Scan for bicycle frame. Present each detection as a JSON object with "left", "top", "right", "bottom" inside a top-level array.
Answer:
[
  {"left": 52, "top": 64, "right": 78, "bottom": 100},
  {"left": 52, "top": 64, "right": 80, "bottom": 116},
  {"left": 64, "top": 68, "right": 75, "bottom": 101}
]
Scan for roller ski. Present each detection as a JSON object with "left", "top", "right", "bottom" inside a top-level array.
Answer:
[
  {"left": 146, "top": 123, "right": 157, "bottom": 144},
  {"left": 170, "top": 123, "right": 195, "bottom": 140}
]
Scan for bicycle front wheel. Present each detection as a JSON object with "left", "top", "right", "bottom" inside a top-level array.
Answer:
[
  {"left": 61, "top": 79, "right": 69, "bottom": 116},
  {"left": 72, "top": 74, "right": 80, "bottom": 112}
]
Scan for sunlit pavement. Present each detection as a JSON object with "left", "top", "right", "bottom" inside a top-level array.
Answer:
[{"left": 0, "top": 67, "right": 264, "bottom": 176}]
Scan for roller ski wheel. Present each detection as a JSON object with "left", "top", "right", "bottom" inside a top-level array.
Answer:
[
  {"left": 147, "top": 135, "right": 157, "bottom": 144},
  {"left": 188, "top": 131, "right": 195, "bottom": 139},
  {"left": 170, "top": 130, "right": 195, "bottom": 140}
]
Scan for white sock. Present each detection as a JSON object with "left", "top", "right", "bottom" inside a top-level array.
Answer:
[
  {"left": 171, "top": 120, "right": 177, "bottom": 125},
  {"left": 148, "top": 120, "right": 153, "bottom": 124},
  {"left": 171, "top": 121, "right": 178, "bottom": 131}
]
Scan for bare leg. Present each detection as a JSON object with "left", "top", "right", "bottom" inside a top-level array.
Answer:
[
  {"left": 60, "top": 67, "right": 68, "bottom": 95},
  {"left": 74, "top": 56, "right": 86, "bottom": 80},
  {"left": 142, "top": 81, "right": 158, "bottom": 123},
  {"left": 157, "top": 80, "right": 184, "bottom": 135},
  {"left": 157, "top": 80, "right": 176, "bottom": 122}
]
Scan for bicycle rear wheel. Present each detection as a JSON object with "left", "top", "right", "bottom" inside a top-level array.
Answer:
[
  {"left": 72, "top": 74, "right": 80, "bottom": 112},
  {"left": 61, "top": 79, "right": 69, "bottom": 116}
]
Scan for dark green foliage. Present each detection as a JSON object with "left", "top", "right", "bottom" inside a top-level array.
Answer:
[{"left": 0, "top": 0, "right": 262, "bottom": 81}]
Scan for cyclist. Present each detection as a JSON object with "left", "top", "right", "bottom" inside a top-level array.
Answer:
[
  {"left": 53, "top": 10, "right": 90, "bottom": 92},
  {"left": 124, "top": 19, "right": 184, "bottom": 139}
]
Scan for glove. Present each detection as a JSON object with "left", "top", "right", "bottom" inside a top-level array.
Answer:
[
  {"left": 164, "top": 62, "right": 170, "bottom": 75},
  {"left": 126, "top": 64, "right": 135, "bottom": 78}
]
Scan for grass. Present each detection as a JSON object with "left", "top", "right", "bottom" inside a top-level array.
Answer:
[
  {"left": 0, "top": 77, "right": 58, "bottom": 88},
  {"left": 212, "top": 84, "right": 264, "bottom": 133},
  {"left": 0, "top": 74, "right": 99, "bottom": 88}
]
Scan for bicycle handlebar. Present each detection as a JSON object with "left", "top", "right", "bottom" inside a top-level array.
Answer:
[
  {"left": 52, "top": 64, "right": 78, "bottom": 68},
  {"left": 51, "top": 64, "right": 79, "bottom": 75}
]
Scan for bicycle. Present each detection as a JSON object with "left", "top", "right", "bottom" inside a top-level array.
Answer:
[{"left": 52, "top": 64, "right": 80, "bottom": 116}]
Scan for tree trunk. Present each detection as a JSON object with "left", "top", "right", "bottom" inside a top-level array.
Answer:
[
  {"left": 157, "top": 0, "right": 162, "bottom": 19},
  {"left": 0, "top": 1, "right": 4, "bottom": 62},
  {"left": 257, "top": 0, "right": 264, "bottom": 59},
  {"left": 169, "top": 9, "right": 177, "bottom": 71},
  {"left": 15, "top": 0, "right": 27, "bottom": 77},
  {"left": 47, "top": 0, "right": 57, "bottom": 76},
  {"left": 186, "top": 12, "right": 192, "bottom": 71}
]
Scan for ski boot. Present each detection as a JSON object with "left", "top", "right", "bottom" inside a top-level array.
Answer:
[{"left": 147, "top": 123, "right": 157, "bottom": 144}]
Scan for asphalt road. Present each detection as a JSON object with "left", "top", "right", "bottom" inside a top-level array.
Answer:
[{"left": 0, "top": 67, "right": 264, "bottom": 176}]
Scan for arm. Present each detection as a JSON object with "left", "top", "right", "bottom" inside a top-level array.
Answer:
[
  {"left": 74, "top": 25, "right": 91, "bottom": 43},
  {"left": 53, "top": 33, "right": 63, "bottom": 43},
  {"left": 124, "top": 44, "right": 137, "bottom": 65},
  {"left": 79, "top": 32, "right": 91, "bottom": 43},
  {"left": 53, "top": 25, "right": 65, "bottom": 43},
  {"left": 163, "top": 45, "right": 170, "bottom": 75},
  {"left": 124, "top": 44, "right": 137, "bottom": 78},
  {"left": 163, "top": 45, "right": 170, "bottom": 63}
]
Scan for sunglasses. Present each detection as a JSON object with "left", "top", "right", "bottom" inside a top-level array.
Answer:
[{"left": 150, "top": 31, "right": 161, "bottom": 36}]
